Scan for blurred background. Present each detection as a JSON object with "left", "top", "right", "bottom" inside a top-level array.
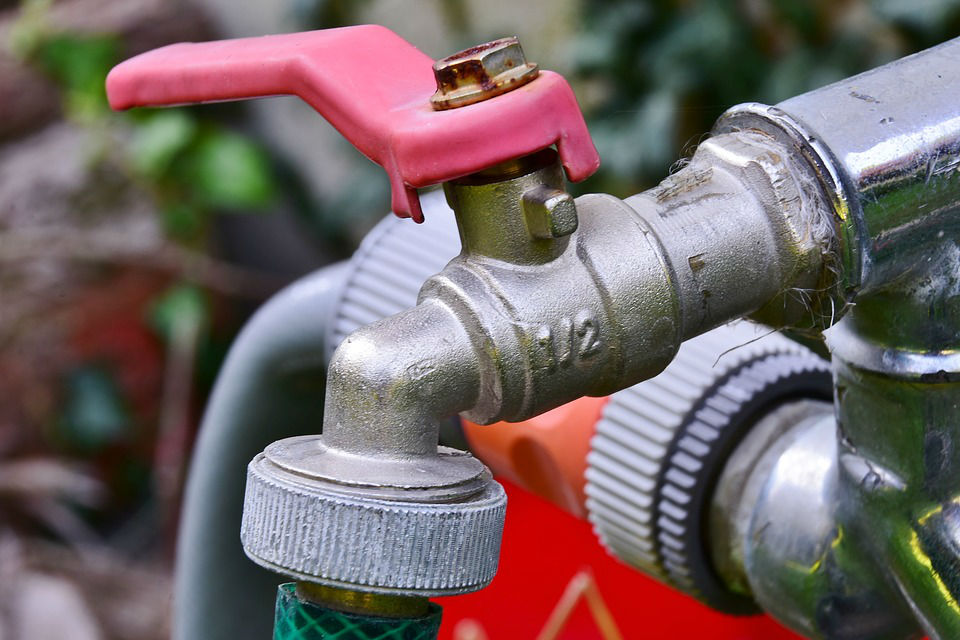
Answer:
[{"left": 1, "top": 0, "right": 959, "bottom": 638}]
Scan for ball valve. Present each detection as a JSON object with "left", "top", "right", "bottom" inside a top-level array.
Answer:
[
  {"left": 107, "top": 24, "right": 606, "bottom": 633},
  {"left": 107, "top": 23, "right": 843, "bottom": 637},
  {"left": 108, "top": 21, "right": 960, "bottom": 640}
]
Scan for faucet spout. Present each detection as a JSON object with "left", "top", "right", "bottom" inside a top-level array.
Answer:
[{"left": 322, "top": 299, "right": 480, "bottom": 458}]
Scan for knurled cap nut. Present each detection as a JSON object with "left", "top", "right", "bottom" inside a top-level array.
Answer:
[
  {"left": 431, "top": 37, "right": 539, "bottom": 110},
  {"left": 241, "top": 450, "right": 507, "bottom": 596}
]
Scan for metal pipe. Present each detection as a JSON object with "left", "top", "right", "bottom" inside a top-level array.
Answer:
[
  {"left": 772, "top": 38, "right": 960, "bottom": 299},
  {"left": 831, "top": 360, "right": 960, "bottom": 640},
  {"left": 174, "top": 263, "right": 349, "bottom": 640},
  {"left": 623, "top": 131, "right": 832, "bottom": 336},
  {"left": 713, "top": 374, "right": 960, "bottom": 640},
  {"left": 717, "top": 37, "right": 960, "bottom": 349},
  {"left": 428, "top": 138, "right": 837, "bottom": 426},
  {"left": 704, "top": 40, "right": 960, "bottom": 638}
]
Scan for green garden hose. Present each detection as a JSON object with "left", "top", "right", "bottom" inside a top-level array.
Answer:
[{"left": 274, "top": 584, "right": 442, "bottom": 640}]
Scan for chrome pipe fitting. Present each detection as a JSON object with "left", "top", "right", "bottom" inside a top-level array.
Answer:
[
  {"left": 711, "top": 406, "right": 921, "bottom": 640},
  {"left": 703, "top": 36, "right": 960, "bottom": 640}
]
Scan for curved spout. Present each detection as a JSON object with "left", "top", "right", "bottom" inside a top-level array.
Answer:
[
  {"left": 322, "top": 299, "right": 481, "bottom": 458},
  {"left": 174, "top": 263, "right": 348, "bottom": 640}
]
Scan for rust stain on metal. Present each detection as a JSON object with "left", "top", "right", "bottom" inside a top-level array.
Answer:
[{"left": 849, "top": 90, "right": 881, "bottom": 104}]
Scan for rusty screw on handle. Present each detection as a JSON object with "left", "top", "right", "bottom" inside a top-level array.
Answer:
[{"left": 431, "top": 36, "right": 539, "bottom": 110}]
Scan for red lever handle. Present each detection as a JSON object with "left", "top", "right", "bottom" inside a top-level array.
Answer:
[{"left": 106, "top": 25, "right": 600, "bottom": 222}]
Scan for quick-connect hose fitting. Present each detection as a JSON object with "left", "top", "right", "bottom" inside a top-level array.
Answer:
[{"left": 586, "top": 323, "right": 831, "bottom": 613}]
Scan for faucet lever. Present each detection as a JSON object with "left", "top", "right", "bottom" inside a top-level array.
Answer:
[{"left": 105, "top": 25, "right": 599, "bottom": 222}]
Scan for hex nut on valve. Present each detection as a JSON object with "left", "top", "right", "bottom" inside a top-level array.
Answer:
[
  {"left": 431, "top": 36, "right": 539, "bottom": 110},
  {"left": 522, "top": 186, "right": 579, "bottom": 239}
]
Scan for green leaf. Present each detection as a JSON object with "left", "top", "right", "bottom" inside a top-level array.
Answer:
[
  {"left": 184, "top": 130, "right": 277, "bottom": 210},
  {"left": 35, "top": 34, "right": 118, "bottom": 118},
  {"left": 58, "top": 367, "right": 130, "bottom": 451},
  {"left": 159, "top": 202, "right": 205, "bottom": 241},
  {"left": 149, "top": 284, "right": 209, "bottom": 342},
  {"left": 130, "top": 111, "right": 198, "bottom": 179}
]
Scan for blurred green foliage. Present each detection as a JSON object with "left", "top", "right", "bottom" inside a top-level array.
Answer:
[
  {"left": 13, "top": 7, "right": 279, "bottom": 244},
  {"left": 293, "top": 0, "right": 373, "bottom": 28},
  {"left": 34, "top": 33, "right": 117, "bottom": 122},
  {"left": 130, "top": 111, "right": 277, "bottom": 239},
  {"left": 291, "top": 0, "right": 960, "bottom": 206},
  {"left": 8, "top": 2, "right": 282, "bottom": 490},
  {"left": 572, "top": 0, "right": 960, "bottom": 195},
  {"left": 57, "top": 366, "right": 131, "bottom": 452},
  {"left": 149, "top": 283, "right": 209, "bottom": 342}
]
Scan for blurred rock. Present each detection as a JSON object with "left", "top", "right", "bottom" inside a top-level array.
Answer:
[
  {"left": 12, "top": 573, "right": 103, "bottom": 640},
  {"left": 0, "top": 54, "right": 60, "bottom": 143},
  {"left": 0, "top": 537, "right": 171, "bottom": 640}
]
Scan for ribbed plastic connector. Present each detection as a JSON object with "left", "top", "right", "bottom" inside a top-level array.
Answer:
[
  {"left": 326, "top": 190, "right": 460, "bottom": 356},
  {"left": 585, "top": 322, "right": 831, "bottom": 612},
  {"left": 274, "top": 584, "right": 442, "bottom": 640}
]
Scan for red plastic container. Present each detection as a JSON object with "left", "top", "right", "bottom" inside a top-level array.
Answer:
[{"left": 438, "top": 480, "right": 801, "bottom": 639}]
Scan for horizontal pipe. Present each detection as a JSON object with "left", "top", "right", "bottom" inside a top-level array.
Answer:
[{"left": 774, "top": 37, "right": 960, "bottom": 294}]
